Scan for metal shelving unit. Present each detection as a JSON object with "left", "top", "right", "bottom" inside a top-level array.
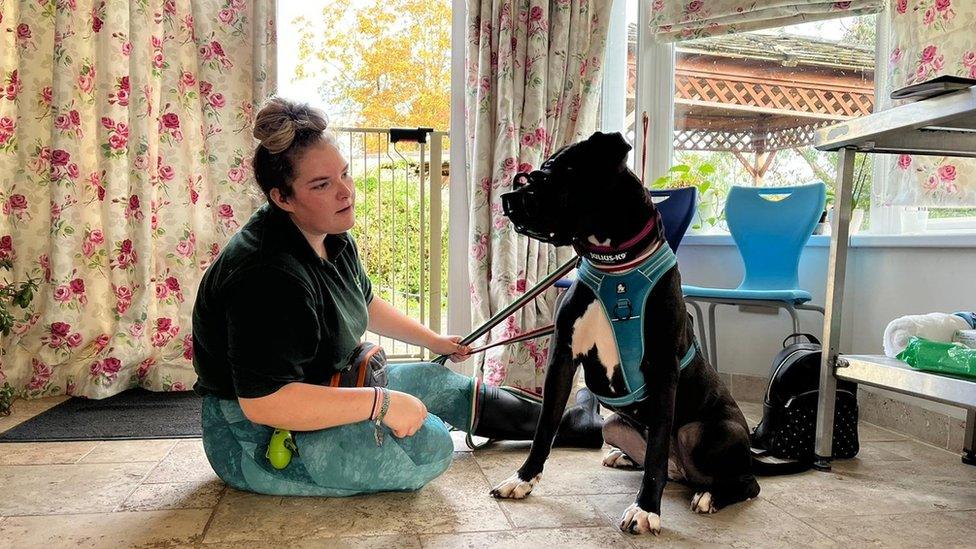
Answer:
[{"left": 813, "top": 86, "right": 976, "bottom": 470}]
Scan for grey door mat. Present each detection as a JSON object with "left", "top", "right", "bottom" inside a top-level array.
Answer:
[{"left": 0, "top": 388, "right": 202, "bottom": 442}]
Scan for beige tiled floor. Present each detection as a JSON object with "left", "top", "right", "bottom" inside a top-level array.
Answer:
[{"left": 1, "top": 399, "right": 974, "bottom": 548}]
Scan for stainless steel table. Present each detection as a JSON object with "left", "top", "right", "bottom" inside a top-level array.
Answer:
[{"left": 813, "top": 87, "right": 976, "bottom": 470}]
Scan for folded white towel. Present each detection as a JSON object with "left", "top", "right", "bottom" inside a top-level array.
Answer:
[
  {"left": 954, "top": 329, "right": 976, "bottom": 349},
  {"left": 883, "top": 313, "right": 971, "bottom": 358}
]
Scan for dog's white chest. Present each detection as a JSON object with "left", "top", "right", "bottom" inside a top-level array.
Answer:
[{"left": 571, "top": 301, "right": 619, "bottom": 381}]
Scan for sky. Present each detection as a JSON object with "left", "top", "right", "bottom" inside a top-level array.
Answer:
[{"left": 276, "top": 1, "right": 337, "bottom": 112}]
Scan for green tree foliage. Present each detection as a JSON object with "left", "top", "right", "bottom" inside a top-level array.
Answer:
[
  {"left": 291, "top": 0, "right": 451, "bottom": 129},
  {"left": 350, "top": 162, "right": 449, "bottom": 324},
  {"left": 840, "top": 14, "right": 877, "bottom": 45}
]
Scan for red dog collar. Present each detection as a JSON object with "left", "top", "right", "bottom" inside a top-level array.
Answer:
[{"left": 573, "top": 215, "right": 664, "bottom": 269}]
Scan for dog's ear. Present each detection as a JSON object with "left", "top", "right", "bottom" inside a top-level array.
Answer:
[{"left": 588, "top": 131, "right": 632, "bottom": 172}]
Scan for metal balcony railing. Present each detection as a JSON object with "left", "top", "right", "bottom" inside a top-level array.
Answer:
[{"left": 332, "top": 127, "right": 449, "bottom": 361}]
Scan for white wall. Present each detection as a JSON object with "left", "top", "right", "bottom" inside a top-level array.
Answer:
[{"left": 676, "top": 234, "right": 976, "bottom": 419}]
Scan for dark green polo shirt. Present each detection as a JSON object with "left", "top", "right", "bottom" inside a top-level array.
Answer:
[{"left": 192, "top": 203, "right": 373, "bottom": 399}]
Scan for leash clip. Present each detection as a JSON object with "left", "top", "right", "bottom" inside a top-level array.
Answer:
[{"left": 612, "top": 298, "right": 633, "bottom": 321}]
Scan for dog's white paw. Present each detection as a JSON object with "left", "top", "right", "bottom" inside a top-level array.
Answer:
[
  {"left": 490, "top": 473, "right": 540, "bottom": 499},
  {"left": 619, "top": 503, "right": 661, "bottom": 535},
  {"left": 691, "top": 491, "right": 717, "bottom": 514},
  {"left": 603, "top": 448, "right": 638, "bottom": 469}
]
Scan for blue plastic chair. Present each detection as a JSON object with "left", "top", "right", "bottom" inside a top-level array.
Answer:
[
  {"left": 648, "top": 186, "right": 698, "bottom": 253},
  {"left": 682, "top": 183, "right": 826, "bottom": 370}
]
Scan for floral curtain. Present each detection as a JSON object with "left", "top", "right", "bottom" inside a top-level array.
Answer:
[
  {"left": 466, "top": 0, "right": 612, "bottom": 392},
  {"left": 884, "top": 0, "right": 976, "bottom": 207},
  {"left": 649, "top": 0, "right": 884, "bottom": 41},
  {"left": 0, "top": 0, "right": 276, "bottom": 399}
]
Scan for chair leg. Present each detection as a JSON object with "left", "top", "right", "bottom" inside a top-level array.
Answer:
[
  {"left": 707, "top": 302, "right": 719, "bottom": 371},
  {"left": 785, "top": 304, "right": 801, "bottom": 341},
  {"left": 687, "top": 300, "right": 709, "bottom": 365},
  {"left": 797, "top": 303, "right": 826, "bottom": 340}
]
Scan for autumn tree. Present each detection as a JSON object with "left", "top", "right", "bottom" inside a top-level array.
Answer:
[{"left": 290, "top": 0, "right": 451, "bottom": 130}]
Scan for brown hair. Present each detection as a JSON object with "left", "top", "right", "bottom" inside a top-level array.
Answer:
[{"left": 251, "top": 97, "right": 333, "bottom": 201}]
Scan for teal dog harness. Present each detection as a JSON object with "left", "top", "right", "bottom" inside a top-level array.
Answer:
[{"left": 576, "top": 244, "right": 698, "bottom": 407}]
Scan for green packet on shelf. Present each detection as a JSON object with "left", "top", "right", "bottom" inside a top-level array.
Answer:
[{"left": 896, "top": 336, "right": 976, "bottom": 379}]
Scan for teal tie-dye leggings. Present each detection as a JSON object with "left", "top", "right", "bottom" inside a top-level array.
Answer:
[{"left": 201, "top": 362, "right": 479, "bottom": 497}]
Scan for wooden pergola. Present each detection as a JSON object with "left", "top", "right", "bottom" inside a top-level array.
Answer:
[{"left": 628, "top": 33, "right": 875, "bottom": 184}]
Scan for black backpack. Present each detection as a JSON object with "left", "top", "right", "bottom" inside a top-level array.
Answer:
[{"left": 751, "top": 333, "right": 860, "bottom": 461}]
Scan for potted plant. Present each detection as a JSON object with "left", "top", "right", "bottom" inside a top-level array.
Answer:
[
  {"left": 822, "top": 155, "right": 870, "bottom": 234},
  {"left": 651, "top": 160, "right": 727, "bottom": 232},
  {"left": 0, "top": 256, "right": 37, "bottom": 416}
]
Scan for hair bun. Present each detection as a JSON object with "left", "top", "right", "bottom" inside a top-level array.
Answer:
[{"left": 253, "top": 97, "right": 329, "bottom": 154}]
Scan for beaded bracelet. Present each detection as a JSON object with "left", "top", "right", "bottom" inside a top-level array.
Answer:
[{"left": 373, "top": 388, "right": 390, "bottom": 446}]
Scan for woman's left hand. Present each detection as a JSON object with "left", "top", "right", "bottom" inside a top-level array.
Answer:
[{"left": 428, "top": 335, "right": 471, "bottom": 363}]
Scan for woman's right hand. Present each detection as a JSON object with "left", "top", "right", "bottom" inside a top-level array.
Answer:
[{"left": 382, "top": 390, "right": 428, "bottom": 438}]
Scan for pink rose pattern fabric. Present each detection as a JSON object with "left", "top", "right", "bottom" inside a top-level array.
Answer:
[
  {"left": 649, "top": 0, "right": 883, "bottom": 41},
  {"left": 886, "top": 0, "right": 976, "bottom": 206},
  {"left": 0, "top": 0, "right": 276, "bottom": 399},
  {"left": 466, "top": 0, "right": 611, "bottom": 392}
]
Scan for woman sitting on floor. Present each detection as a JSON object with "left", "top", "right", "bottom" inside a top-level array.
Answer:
[{"left": 191, "top": 97, "right": 603, "bottom": 496}]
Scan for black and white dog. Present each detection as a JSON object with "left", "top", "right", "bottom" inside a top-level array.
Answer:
[{"left": 493, "top": 132, "right": 786, "bottom": 535}]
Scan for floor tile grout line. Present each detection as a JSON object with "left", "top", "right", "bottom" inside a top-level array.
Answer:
[
  {"left": 198, "top": 525, "right": 627, "bottom": 546},
  {"left": 197, "top": 483, "right": 229, "bottom": 546},
  {"left": 111, "top": 443, "right": 182, "bottom": 513},
  {"left": 470, "top": 450, "right": 519, "bottom": 530},
  {"left": 898, "top": 434, "right": 966, "bottom": 455},
  {"left": 11, "top": 499, "right": 970, "bottom": 542},
  {"left": 0, "top": 494, "right": 949, "bottom": 527},
  {"left": 0, "top": 507, "right": 222, "bottom": 519},
  {"left": 415, "top": 524, "right": 635, "bottom": 539},
  {"left": 791, "top": 511, "right": 845, "bottom": 544},
  {"left": 862, "top": 437, "right": 968, "bottom": 461},
  {"left": 759, "top": 508, "right": 976, "bottom": 522},
  {"left": 113, "top": 464, "right": 157, "bottom": 513},
  {"left": 198, "top": 524, "right": 625, "bottom": 545},
  {"left": 74, "top": 441, "right": 99, "bottom": 464},
  {"left": 860, "top": 419, "right": 910, "bottom": 436},
  {"left": 788, "top": 505, "right": 976, "bottom": 521},
  {"left": 138, "top": 437, "right": 182, "bottom": 486},
  {"left": 0, "top": 457, "right": 178, "bottom": 467},
  {"left": 75, "top": 439, "right": 181, "bottom": 465},
  {"left": 351, "top": 526, "right": 617, "bottom": 537}
]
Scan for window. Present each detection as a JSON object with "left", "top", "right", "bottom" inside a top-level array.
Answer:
[
  {"left": 599, "top": 0, "right": 640, "bottom": 169},
  {"left": 660, "top": 15, "right": 878, "bottom": 233}
]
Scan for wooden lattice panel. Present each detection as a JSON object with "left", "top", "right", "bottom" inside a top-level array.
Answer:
[
  {"left": 675, "top": 71, "right": 874, "bottom": 117},
  {"left": 674, "top": 120, "right": 834, "bottom": 153}
]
